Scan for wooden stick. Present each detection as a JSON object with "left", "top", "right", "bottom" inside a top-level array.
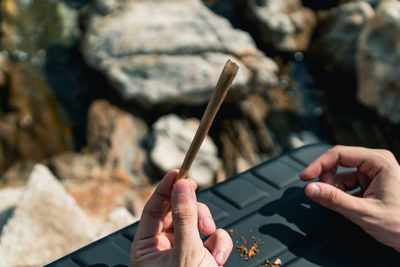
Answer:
[{"left": 175, "top": 59, "right": 239, "bottom": 181}]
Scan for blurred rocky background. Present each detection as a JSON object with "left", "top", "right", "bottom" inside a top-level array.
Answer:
[{"left": 1, "top": 0, "right": 400, "bottom": 265}]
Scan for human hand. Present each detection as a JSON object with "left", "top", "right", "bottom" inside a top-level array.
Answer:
[
  {"left": 131, "top": 170, "right": 233, "bottom": 266},
  {"left": 300, "top": 145, "right": 400, "bottom": 252}
]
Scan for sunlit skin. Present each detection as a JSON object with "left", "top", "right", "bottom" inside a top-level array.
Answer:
[
  {"left": 300, "top": 145, "right": 400, "bottom": 252},
  {"left": 131, "top": 170, "right": 233, "bottom": 267}
]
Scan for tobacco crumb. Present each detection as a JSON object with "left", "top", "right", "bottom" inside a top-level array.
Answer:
[
  {"left": 228, "top": 229, "right": 234, "bottom": 236},
  {"left": 235, "top": 236, "right": 261, "bottom": 261},
  {"left": 248, "top": 242, "right": 259, "bottom": 258},
  {"left": 236, "top": 245, "right": 248, "bottom": 257},
  {"left": 258, "top": 258, "right": 283, "bottom": 267}
]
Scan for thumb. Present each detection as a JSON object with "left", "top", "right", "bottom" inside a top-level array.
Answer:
[
  {"left": 172, "top": 179, "right": 202, "bottom": 251},
  {"left": 305, "top": 182, "right": 366, "bottom": 219}
]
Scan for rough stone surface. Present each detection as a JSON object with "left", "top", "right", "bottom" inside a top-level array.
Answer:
[
  {"left": 0, "top": 0, "right": 80, "bottom": 177},
  {"left": 357, "top": 0, "right": 400, "bottom": 123},
  {"left": 96, "top": 207, "right": 137, "bottom": 239},
  {"left": 309, "top": 2, "right": 374, "bottom": 72},
  {"left": 0, "top": 160, "right": 36, "bottom": 188},
  {"left": 1, "top": 0, "right": 79, "bottom": 60},
  {"left": 0, "top": 188, "right": 23, "bottom": 236},
  {"left": 81, "top": 0, "right": 278, "bottom": 106},
  {"left": 0, "top": 62, "right": 73, "bottom": 177},
  {"left": 48, "top": 152, "right": 100, "bottom": 183},
  {"left": 85, "top": 100, "right": 148, "bottom": 184},
  {"left": 150, "top": 114, "right": 219, "bottom": 188},
  {"left": 65, "top": 176, "right": 133, "bottom": 229},
  {"left": 0, "top": 165, "right": 95, "bottom": 266},
  {"left": 346, "top": 0, "right": 381, "bottom": 8},
  {"left": 242, "top": 0, "right": 317, "bottom": 51}
]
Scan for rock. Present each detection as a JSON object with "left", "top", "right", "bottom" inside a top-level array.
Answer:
[
  {"left": 1, "top": 0, "right": 79, "bottom": 62},
  {"left": 48, "top": 152, "right": 100, "bottom": 183},
  {"left": 81, "top": 0, "right": 279, "bottom": 106},
  {"left": 219, "top": 117, "right": 273, "bottom": 177},
  {"left": 285, "top": 130, "right": 321, "bottom": 150},
  {"left": 0, "top": 61, "right": 73, "bottom": 177},
  {"left": 65, "top": 175, "right": 133, "bottom": 229},
  {"left": 240, "top": 94, "right": 275, "bottom": 155},
  {"left": 45, "top": 101, "right": 150, "bottom": 228},
  {"left": 0, "top": 0, "right": 80, "bottom": 177},
  {"left": 0, "top": 52, "right": 7, "bottom": 91},
  {"left": 309, "top": 2, "right": 374, "bottom": 72},
  {"left": 96, "top": 207, "right": 137, "bottom": 239},
  {"left": 357, "top": 0, "right": 400, "bottom": 123},
  {"left": 0, "top": 188, "right": 23, "bottom": 236},
  {"left": 346, "top": 0, "right": 381, "bottom": 8},
  {"left": 0, "top": 188, "right": 22, "bottom": 214},
  {"left": 149, "top": 114, "right": 219, "bottom": 188},
  {"left": 0, "top": 160, "right": 36, "bottom": 188},
  {"left": 0, "top": 165, "right": 95, "bottom": 266},
  {"left": 125, "top": 184, "right": 156, "bottom": 220},
  {"left": 85, "top": 100, "right": 148, "bottom": 184},
  {"left": 240, "top": 0, "right": 317, "bottom": 52}
]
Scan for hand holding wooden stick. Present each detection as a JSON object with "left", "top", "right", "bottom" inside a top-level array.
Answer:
[{"left": 175, "top": 59, "right": 239, "bottom": 181}]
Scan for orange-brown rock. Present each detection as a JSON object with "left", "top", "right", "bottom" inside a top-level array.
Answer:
[
  {"left": 0, "top": 62, "right": 72, "bottom": 177},
  {"left": 85, "top": 100, "right": 148, "bottom": 184}
]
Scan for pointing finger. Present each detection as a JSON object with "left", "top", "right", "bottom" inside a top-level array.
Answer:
[{"left": 135, "top": 169, "right": 178, "bottom": 240}]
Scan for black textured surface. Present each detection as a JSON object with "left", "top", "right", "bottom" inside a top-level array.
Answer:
[{"left": 46, "top": 144, "right": 400, "bottom": 267}]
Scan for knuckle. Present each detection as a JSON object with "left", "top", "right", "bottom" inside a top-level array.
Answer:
[
  {"left": 173, "top": 207, "right": 195, "bottom": 222},
  {"left": 379, "top": 149, "right": 396, "bottom": 161},
  {"left": 327, "top": 146, "right": 341, "bottom": 158},
  {"left": 323, "top": 189, "right": 339, "bottom": 209},
  {"left": 331, "top": 145, "right": 343, "bottom": 151}
]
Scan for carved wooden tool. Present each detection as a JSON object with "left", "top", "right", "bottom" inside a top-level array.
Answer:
[{"left": 175, "top": 59, "right": 239, "bottom": 181}]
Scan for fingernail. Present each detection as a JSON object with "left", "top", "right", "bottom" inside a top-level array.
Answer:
[
  {"left": 215, "top": 251, "right": 224, "bottom": 263},
  {"left": 202, "top": 216, "right": 214, "bottom": 229},
  {"left": 308, "top": 183, "right": 320, "bottom": 198}
]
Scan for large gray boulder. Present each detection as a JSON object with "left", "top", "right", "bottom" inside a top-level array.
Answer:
[
  {"left": 357, "top": 0, "right": 400, "bottom": 123},
  {"left": 241, "top": 0, "right": 317, "bottom": 52},
  {"left": 81, "top": 0, "right": 278, "bottom": 106},
  {"left": 149, "top": 114, "right": 219, "bottom": 188},
  {"left": 309, "top": 2, "right": 374, "bottom": 72},
  {"left": 0, "top": 165, "right": 95, "bottom": 266}
]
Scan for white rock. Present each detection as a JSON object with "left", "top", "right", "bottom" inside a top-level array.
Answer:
[
  {"left": 310, "top": 2, "right": 374, "bottom": 72},
  {"left": 150, "top": 114, "right": 219, "bottom": 188},
  {"left": 242, "top": 0, "right": 316, "bottom": 51},
  {"left": 0, "top": 165, "right": 95, "bottom": 266},
  {"left": 357, "top": 0, "right": 400, "bottom": 123},
  {"left": 0, "top": 188, "right": 23, "bottom": 213},
  {"left": 0, "top": 188, "right": 23, "bottom": 240},
  {"left": 96, "top": 207, "right": 137, "bottom": 239},
  {"left": 81, "top": 0, "right": 278, "bottom": 106}
]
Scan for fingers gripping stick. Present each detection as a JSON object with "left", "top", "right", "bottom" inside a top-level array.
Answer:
[{"left": 175, "top": 60, "right": 239, "bottom": 181}]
